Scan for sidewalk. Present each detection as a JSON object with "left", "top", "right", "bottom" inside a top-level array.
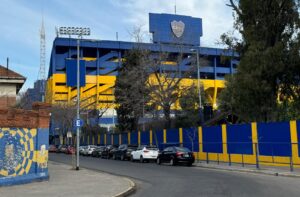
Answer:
[
  {"left": 194, "top": 160, "right": 300, "bottom": 178},
  {"left": 0, "top": 161, "right": 135, "bottom": 197}
]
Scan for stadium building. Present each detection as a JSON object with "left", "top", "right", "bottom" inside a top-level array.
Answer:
[{"left": 46, "top": 13, "right": 239, "bottom": 131}]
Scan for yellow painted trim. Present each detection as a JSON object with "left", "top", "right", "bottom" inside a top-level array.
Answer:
[
  {"left": 104, "top": 134, "right": 107, "bottom": 145},
  {"left": 179, "top": 128, "right": 183, "bottom": 145},
  {"left": 92, "top": 136, "right": 95, "bottom": 145},
  {"left": 98, "top": 134, "right": 100, "bottom": 145},
  {"left": 221, "top": 124, "right": 228, "bottom": 162},
  {"left": 150, "top": 130, "right": 153, "bottom": 145},
  {"left": 290, "top": 120, "right": 300, "bottom": 163},
  {"left": 163, "top": 129, "right": 167, "bottom": 144},
  {"left": 128, "top": 132, "right": 131, "bottom": 144},
  {"left": 119, "top": 134, "right": 122, "bottom": 145},
  {"left": 138, "top": 131, "right": 141, "bottom": 145},
  {"left": 111, "top": 135, "right": 113, "bottom": 145}
]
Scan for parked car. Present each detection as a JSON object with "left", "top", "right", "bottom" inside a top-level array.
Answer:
[
  {"left": 49, "top": 145, "right": 58, "bottom": 153},
  {"left": 66, "top": 146, "right": 76, "bottom": 154},
  {"left": 79, "top": 146, "right": 87, "bottom": 155},
  {"left": 82, "top": 145, "right": 97, "bottom": 156},
  {"left": 101, "top": 145, "right": 118, "bottom": 159},
  {"left": 56, "top": 145, "right": 68, "bottom": 153},
  {"left": 156, "top": 146, "right": 194, "bottom": 166},
  {"left": 131, "top": 145, "right": 159, "bottom": 162},
  {"left": 113, "top": 144, "right": 138, "bottom": 161},
  {"left": 92, "top": 146, "right": 106, "bottom": 157}
]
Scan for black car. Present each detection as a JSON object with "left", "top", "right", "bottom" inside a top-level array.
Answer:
[
  {"left": 113, "top": 144, "right": 138, "bottom": 161},
  {"left": 101, "top": 145, "right": 118, "bottom": 159},
  {"left": 156, "top": 146, "right": 195, "bottom": 166},
  {"left": 56, "top": 145, "right": 67, "bottom": 153},
  {"left": 92, "top": 146, "right": 106, "bottom": 157}
]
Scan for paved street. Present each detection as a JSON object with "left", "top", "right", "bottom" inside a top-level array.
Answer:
[{"left": 50, "top": 153, "right": 300, "bottom": 197}]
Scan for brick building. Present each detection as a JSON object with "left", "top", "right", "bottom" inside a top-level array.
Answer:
[{"left": 0, "top": 65, "right": 26, "bottom": 108}]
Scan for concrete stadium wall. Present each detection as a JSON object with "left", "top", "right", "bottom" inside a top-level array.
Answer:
[
  {"left": 0, "top": 103, "right": 50, "bottom": 186},
  {"left": 79, "top": 120, "right": 300, "bottom": 167}
]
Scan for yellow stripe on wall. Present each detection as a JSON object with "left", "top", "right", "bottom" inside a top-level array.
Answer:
[
  {"left": 138, "top": 131, "right": 141, "bottom": 145},
  {"left": 150, "top": 130, "right": 153, "bottom": 145},
  {"left": 163, "top": 129, "right": 167, "bottom": 144},
  {"left": 128, "top": 132, "right": 131, "bottom": 144},
  {"left": 221, "top": 124, "right": 228, "bottom": 155},
  {"left": 119, "top": 134, "right": 122, "bottom": 145},
  {"left": 290, "top": 120, "right": 299, "bottom": 163},
  {"left": 179, "top": 128, "right": 183, "bottom": 145},
  {"left": 104, "top": 134, "right": 107, "bottom": 145},
  {"left": 98, "top": 134, "right": 100, "bottom": 145}
]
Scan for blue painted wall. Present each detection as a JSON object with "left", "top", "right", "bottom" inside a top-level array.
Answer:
[
  {"left": 183, "top": 128, "right": 199, "bottom": 152},
  {"left": 227, "top": 124, "right": 253, "bottom": 155},
  {"left": 149, "top": 13, "right": 202, "bottom": 46},
  {"left": 257, "top": 122, "right": 291, "bottom": 156},
  {"left": 166, "top": 128, "right": 179, "bottom": 143},
  {"left": 202, "top": 126, "right": 223, "bottom": 153},
  {"left": 141, "top": 131, "right": 150, "bottom": 145}
]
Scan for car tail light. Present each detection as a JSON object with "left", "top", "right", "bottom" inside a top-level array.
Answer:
[
  {"left": 143, "top": 150, "right": 149, "bottom": 153},
  {"left": 176, "top": 152, "right": 184, "bottom": 157}
]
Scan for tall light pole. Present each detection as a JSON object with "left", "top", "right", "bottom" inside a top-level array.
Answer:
[
  {"left": 190, "top": 48, "right": 203, "bottom": 123},
  {"left": 59, "top": 27, "right": 90, "bottom": 170}
]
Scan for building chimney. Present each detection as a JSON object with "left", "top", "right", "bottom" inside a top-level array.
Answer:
[{"left": 6, "top": 57, "right": 9, "bottom": 70}]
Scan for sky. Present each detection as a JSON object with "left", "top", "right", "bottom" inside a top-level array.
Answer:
[{"left": 0, "top": 0, "right": 235, "bottom": 92}]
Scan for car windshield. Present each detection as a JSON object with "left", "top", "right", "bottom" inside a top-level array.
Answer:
[{"left": 175, "top": 147, "right": 191, "bottom": 152}]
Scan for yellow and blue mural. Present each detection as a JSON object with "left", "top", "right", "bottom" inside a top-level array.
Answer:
[{"left": 0, "top": 128, "right": 49, "bottom": 186}]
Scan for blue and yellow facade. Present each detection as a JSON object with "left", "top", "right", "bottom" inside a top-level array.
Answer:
[
  {"left": 46, "top": 13, "right": 239, "bottom": 127},
  {"left": 79, "top": 120, "right": 300, "bottom": 168}
]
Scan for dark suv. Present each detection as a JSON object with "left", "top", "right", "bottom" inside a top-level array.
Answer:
[
  {"left": 101, "top": 145, "right": 118, "bottom": 159},
  {"left": 157, "top": 146, "right": 195, "bottom": 166},
  {"left": 113, "top": 144, "right": 138, "bottom": 161}
]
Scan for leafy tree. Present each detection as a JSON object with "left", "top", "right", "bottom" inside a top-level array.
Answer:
[
  {"left": 115, "top": 48, "right": 150, "bottom": 132},
  {"left": 220, "top": 0, "right": 300, "bottom": 122}
]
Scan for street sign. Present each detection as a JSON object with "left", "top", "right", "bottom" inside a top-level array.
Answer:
[{"left": 75, "top": 119, "right": 83, "bottom": 127}]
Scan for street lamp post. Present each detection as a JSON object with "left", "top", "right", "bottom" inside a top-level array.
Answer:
[
  {"left": 190, "top": 48, "right": 203, "bottom": 124},
  {"left": 59, "top": 27, "right": 90, "bottom": 170}
]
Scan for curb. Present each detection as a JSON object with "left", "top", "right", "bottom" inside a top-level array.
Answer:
[
  {"left": 195, "top": 164, "right": 300, "bottom": 178},
  {"left": 113, "top": 178, "right": 136, "bottom": 197}
]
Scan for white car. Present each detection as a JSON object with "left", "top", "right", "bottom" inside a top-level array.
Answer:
[
  {"left": 131, "top": 145, "right": 159, "bottom": 163},
  {"left": 82, "top": 145, "right": 97, "bottom": 156}
]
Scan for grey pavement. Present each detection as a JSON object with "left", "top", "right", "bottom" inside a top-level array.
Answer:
[
  {"left": 50, "top": 153, "right": 300, "bottom": 197},
  {"left": 0, "top": 161, "right": 134, "bottom": 197},
  {"left": 194, "top": 160, "right": 300, "bottom": 178}
]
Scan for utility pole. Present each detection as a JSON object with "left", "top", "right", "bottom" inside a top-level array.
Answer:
[{"left": 58, "top": 27, "right": 91, "bottom": 170}]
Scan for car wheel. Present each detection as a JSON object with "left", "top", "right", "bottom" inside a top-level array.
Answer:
[
  {"left": 140, "top": 156, "right": 144, "bottom": 163},
  {"left": 156, "top": 158, "right": 161, "bottom": 165},
  {"left": 170, "top": 158, "right": 176, "bottom": 166},
  {"left": 121, "top": 154, "right": 125, "bottom": 161},
  {"left": 187, "top": 162, "right": 193, "bottom": 167}
]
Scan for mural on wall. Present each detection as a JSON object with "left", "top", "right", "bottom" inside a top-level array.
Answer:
[{"left": 0, "top": 128, "right": 48, "bottom": 177}]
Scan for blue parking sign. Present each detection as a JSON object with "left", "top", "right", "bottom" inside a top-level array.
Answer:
[{"left": 75, "top": 119, "right": 83, "bottom": 127}]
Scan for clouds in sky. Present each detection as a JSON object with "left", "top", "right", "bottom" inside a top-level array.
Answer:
[{"left": 0, "top": 0, "right": 234, "bottom": 91}]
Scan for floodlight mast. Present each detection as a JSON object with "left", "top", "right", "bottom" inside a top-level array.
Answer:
[{"left": 59, "top": 27, "right": 90, "bottom": 171}]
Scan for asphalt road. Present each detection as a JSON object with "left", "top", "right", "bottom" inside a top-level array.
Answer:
[{"left": 50, "top": 153, "right": 300, "bottom": 197}]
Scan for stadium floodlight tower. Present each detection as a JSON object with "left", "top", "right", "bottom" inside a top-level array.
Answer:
[{"left": 59, "top": 27, "right": 91, "bottom": 170}]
